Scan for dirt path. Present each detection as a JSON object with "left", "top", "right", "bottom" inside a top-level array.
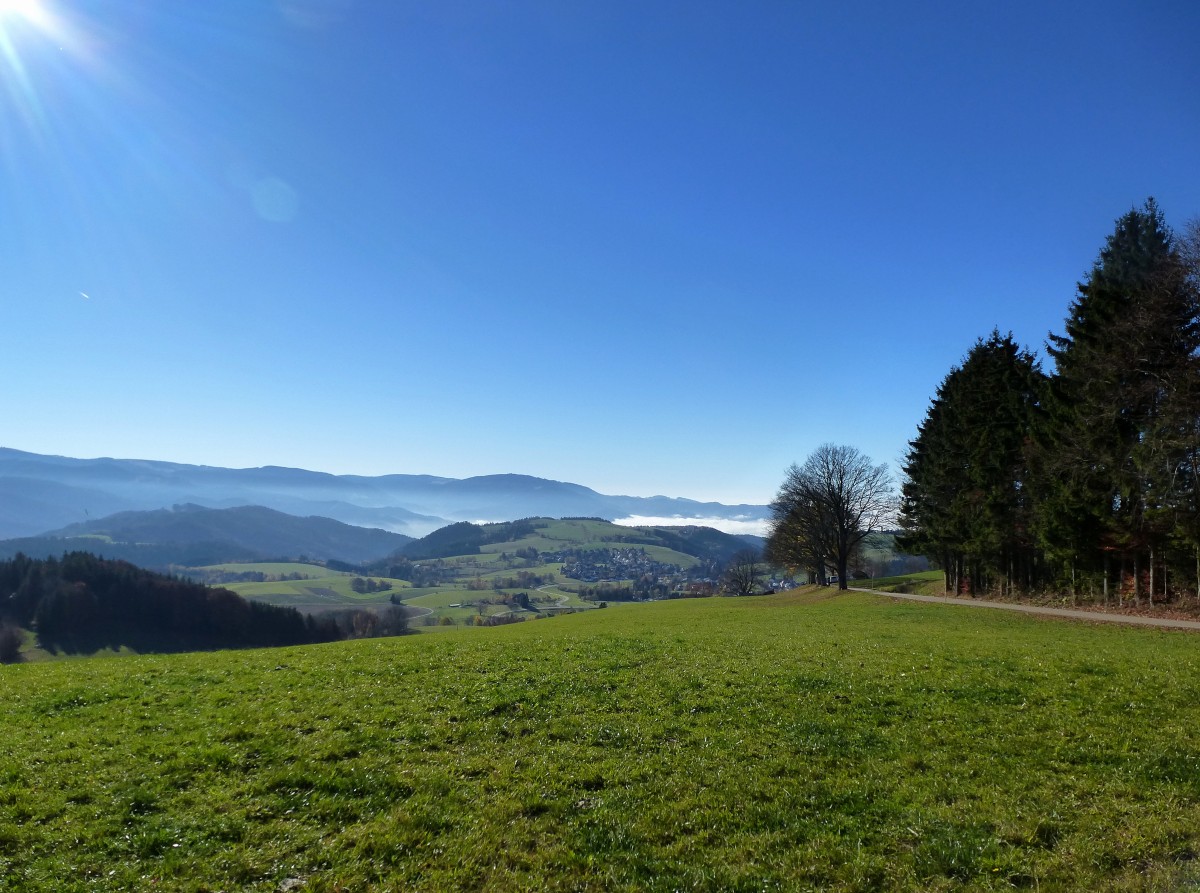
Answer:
[{"left": 848, "top": 586, "right": 1200, "bottom": 632}]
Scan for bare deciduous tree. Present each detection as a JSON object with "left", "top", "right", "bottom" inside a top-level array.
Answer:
[
  {"left": 720, "top": 548, "right": 763, "bottom": 596},
  {"left": 766, "top": 444, "right": 895, "bottom": 591}
]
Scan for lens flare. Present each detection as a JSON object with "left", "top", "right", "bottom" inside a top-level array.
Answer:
[
  {"left": 0, "top": 0, "right": 58, "bottom": 104},
  {"left": 0, "top": 0, "right": 44, "bottom": 23},
  {"left": 0, "top": 0, "right": 89, "bottom": 143}
]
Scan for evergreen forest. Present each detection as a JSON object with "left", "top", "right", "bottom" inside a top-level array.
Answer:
[
  {"left": 0, "top": 552, "right": 408, "bottom": 659},
  {"left": 899, "top": 199, "right": 1200, "bottom": 603}
]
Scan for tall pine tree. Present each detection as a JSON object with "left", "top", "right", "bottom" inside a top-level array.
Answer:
[
  {"left": 899, "top": 331, "right": 1046, "bottom": 594},
  {"left": 1041, "top": 199, "right": 1200, "bottom": 601}
]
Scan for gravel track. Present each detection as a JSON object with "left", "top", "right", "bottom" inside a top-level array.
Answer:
[{"left": 849, "top": 586, "right": 1200, "bottom": 631}]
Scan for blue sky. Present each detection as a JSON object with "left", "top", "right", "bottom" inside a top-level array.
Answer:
[{"left": 3, "top": 0, "right": 1199, "bottom": 507}]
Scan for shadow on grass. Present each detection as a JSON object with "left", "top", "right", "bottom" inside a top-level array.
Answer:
[{"left": 37, "top": 623, "right": 238, "bottom": 656}]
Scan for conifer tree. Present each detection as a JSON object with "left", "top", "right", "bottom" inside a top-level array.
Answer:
[
  {"left": 1041, "top": 199, "right": 1200, "bottom": 600},
  {"left": 898, "top": 331, "right": 1046, "bottom": 594}
]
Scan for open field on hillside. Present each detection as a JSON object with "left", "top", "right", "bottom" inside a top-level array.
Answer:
[
  {"left": 185, "top": 563, "right": 401, "bottom": 610},
  {"left": 210, "top": 566, "right": 589, "bottom": 625},
  {"left": 4, "top": 590, "right": 1200, "bottom": 891},
  {"left": 477, "top": 519, "right": 702, "bottom": 569},
  {"left": 401, "top": 586, "right": 593, "bottom": 628},
  {"left": 855, "top": 569, "right": 945, "bottom": 597},
  {"left": 195, "top": 562, "right": 344, "bottom": 578},
  {"left": 229, "top": 576, "right": 407, "bottom": 608},
  {"left": 475, "top": 519, "right": 623, "bottom": 553}
]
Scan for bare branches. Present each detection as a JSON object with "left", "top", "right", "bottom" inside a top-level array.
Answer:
[
  {"left": 720, "top": 548, "right": 764, "bottom": 596},
  {"left": 766, "top": 444, "right": 895, "bottom": 590}
]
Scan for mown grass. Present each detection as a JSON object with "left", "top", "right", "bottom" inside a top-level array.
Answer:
[{"left": 3, "top": 591, "right": 1200, "bottom": 891}]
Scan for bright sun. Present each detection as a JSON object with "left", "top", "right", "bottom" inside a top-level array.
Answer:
[
  {"left": 0, "top": 0, "right": 44, "bottom": 21},
  {"left": 0, "top": 0, "right": 62, "bottom": 66},
  {"left": 0, "top": 0, "right": 56, "bottom": 44},
  {"left": 0, "top": 0, "right": 73, "bottom": 131}
]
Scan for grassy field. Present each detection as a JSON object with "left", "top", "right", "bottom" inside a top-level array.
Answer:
[
  {"left": 4, "top": 589, "right": 1200, "bottom": 891},
  {"left": 855, "top": 569, "right": 946, "bottom": 597},
  {"left": 179, "top": 517, "right": 735, "bottom": 621},
  {"left": 229, "top": 575, "right": 407, "bottom": 608},
  {"left": 194, "top": 526, "right": 660, "bottom": 621},
  {"left": 188, "top": 563, "right": 410, "bottom": 610},
  {"left": 401, "top": 585, "right": 593, "bottom": 628},
  {"left": 196, "top": 563, "right": 340, "bottom": 578},
  {"left": 478, "top": 519, "right": 702, "bottom": 569}
]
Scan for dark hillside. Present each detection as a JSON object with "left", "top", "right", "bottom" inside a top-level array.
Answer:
[
  {"left": 0, "top": 475, "right": 134, "bottom": 540},
  {"left": 10, "top": 503, "right": 412, "bottom": 566},
  {"left": 640, "top": 525, "right": 759, "bottom": 563},
  {"left": 0, "top": 552, "right": 336, "bottom": 654},
  {"left": 400, "top": 521, "right": 485, "bottom": 559},
  {"left": 0, "top": 536, "right": 261, "bottom": 568},
  {"left": 0, "top": 552, "right": 409, "bottom": 657},
  {"left": 396, "top": 517, "right": 756, "bottom": 564}
]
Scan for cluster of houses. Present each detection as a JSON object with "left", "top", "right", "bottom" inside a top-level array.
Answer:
[{"left": 553, "top": 547, "right": 682, "bottom": 584}]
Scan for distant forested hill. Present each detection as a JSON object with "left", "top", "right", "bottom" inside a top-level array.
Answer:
[
  {"left": 0, "top": 448, "right": 768, "bottom": 540},
  {"left": 391, "top": 517, "right": 759, "bottom": 565},
  {"left": 0, "top": 504, "right": 411, "bottom": 568}
]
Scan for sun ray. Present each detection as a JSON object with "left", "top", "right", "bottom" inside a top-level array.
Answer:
[
  {"left": 0, "top": 0, "right": 53, "bottom": 31},
  {"left": 0, "top": 0, "right": 88, "bottom": 141}
]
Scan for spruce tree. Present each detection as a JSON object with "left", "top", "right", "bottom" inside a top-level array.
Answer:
[
  {"left": 899, "top": 331, "right": 1046, "bottom": 594},
  {"left": 1041, "top": 199, "right": 1200, "bottom": 601}
]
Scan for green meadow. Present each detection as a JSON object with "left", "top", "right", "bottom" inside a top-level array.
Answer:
[
  {"left": 3, "top": 590, "right": 1200, "bottom": 891},
  {"left": 853, "top": 570, "right": 946, "bottom": 597},
  {"left": 200, "top": 563, "right": 590, "bottom": 625},
  {"left": 195, "top": 564, "right": 406, "bottom": 610},
  {"left": 476, "top": 519, "right": 702, "bottom": 569}
]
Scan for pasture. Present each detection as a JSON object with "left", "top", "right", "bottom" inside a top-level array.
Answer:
[
  {"left": 2, "top": 590, "right": 1199, "bottom": 891},
  {"left": 478, "top": 519, "right": 702, "bottom": 569}
]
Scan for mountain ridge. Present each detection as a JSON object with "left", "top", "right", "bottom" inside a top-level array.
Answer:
[
  {"left": 0, "top": 503, "right": 413, "bottom": 567},
  {"left": 0, "top": 448, "right": 768, "bottom": 539}
]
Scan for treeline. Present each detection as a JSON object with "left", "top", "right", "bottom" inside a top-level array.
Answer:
[
  {"left": 399, "top": 519, "right": 544, "bottom": 560},
  {"left": 468, "top": 570, "right": 553, "bottom": 591},
  {"left": 0, "top": 552, "right": 407, "bottom": 658},
  {"left": 188, "top": 569, "right": 314, "bottom": 585},
  {"left": 373, "top": 557, "right": 457, "bottom": 588},
  {"left": 0, "top": 536, "right": 261, "bottom": 569},
  {"left": 899, "top": 200, "right": 1200, "bottom": 603},
  {"left": 350, "top": 576, "right": 393, "bottom": 593}
]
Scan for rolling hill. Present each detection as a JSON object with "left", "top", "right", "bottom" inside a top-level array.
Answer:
[
  {"left": 390, "top": 517, "right": 762, "bottom": 565},
  {"left": 0, "top": 504, "right": 412, "bottom": 567},
  {"left": 0, "top": 448, "right": 769, "bottom": 539}
]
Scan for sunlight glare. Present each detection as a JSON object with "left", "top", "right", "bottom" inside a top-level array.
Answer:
[
  {"left": 0, "top": 0, "right": 50, "bottom": 28},
  {"left": 0, "top": 0, "right": 82, "bottom": 138}
]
